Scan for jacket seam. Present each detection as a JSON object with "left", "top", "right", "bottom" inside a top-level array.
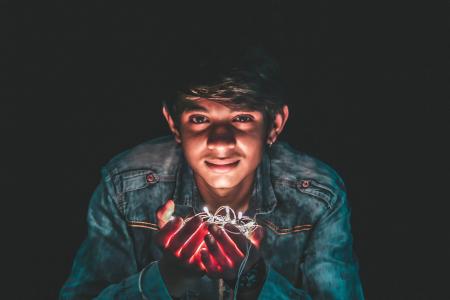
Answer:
[
  {"left": 116, "top": 192, "right": 127, "bottom": 215},
  {"left": 259, "top": 219, "right": 313, "bottom": 235},
  {"left": 110, "top": 168, "right": 177, "bottom": 180},
  {"left": 100, "top": 171, "right": 128, "bottom": 220},
  {"left": 128, "top": 221, "right": 159, "bottom": 231},
  {"left": 272, "top": 178, "right": 334, "bottom": 209}
]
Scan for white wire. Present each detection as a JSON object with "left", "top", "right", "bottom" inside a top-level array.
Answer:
[
  {"left": 184, "top": 205, "right": 259, "bottom": 298},
  {"left": 186, "top": 205, "right": 260, "bottom": 238},
  {"left": 233, "top": 242, "right": 252, "bottom": 300}
]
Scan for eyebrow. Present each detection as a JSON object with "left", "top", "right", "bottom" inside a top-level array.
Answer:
[{"left": 183, "top": 103, "right": 209, "bottom": 113}]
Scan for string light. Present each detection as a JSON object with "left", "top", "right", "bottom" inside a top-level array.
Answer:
[
  {"left": 187, "top": 205, "right": 259, "bottom": 238},
  {"left": 181, "top": 206, "right": 259, "bottom": 299}
]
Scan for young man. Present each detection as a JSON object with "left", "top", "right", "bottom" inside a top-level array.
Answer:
[{"left": 60, "top": 48, "right": 364, "bottom": 299}]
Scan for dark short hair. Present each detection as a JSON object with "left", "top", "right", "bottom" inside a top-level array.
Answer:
[{"left": 163, "top": 47, "right": 286, "bottom": 129}]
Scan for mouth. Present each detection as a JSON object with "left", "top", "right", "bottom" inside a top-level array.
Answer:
[{"left": 205, "top": 159, "right": 240, "bottom": 173}]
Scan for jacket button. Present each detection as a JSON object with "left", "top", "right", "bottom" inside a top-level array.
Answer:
[
  {"left": 300, "top": 180, "right": 310, "bottom": 188},
  {"left": 146, "top": 173, "right": 157, "bottom": 184}
]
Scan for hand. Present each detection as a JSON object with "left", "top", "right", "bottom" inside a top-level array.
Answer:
[
  {"left": 200, "top": 223, "right": 265, "bottom": 282},
  {"left": 154, "top": 200, "right": 208, "bottom": 296}
]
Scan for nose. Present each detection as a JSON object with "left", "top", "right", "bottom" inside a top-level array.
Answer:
[{"left": 207, "top": 123, "right": 236, "bottom": 151}]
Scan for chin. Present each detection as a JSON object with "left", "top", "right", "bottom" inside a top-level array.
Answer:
[{"left": 206, "top": 177, "right": 237, "bottom": 189}]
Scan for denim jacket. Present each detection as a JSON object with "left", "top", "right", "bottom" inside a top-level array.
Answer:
[{"left": 60, "top": 135, "right": 364, "bottom": 299}]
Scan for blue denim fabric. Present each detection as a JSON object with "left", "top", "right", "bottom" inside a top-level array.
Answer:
[{"left": 60, "top": 135, "right": 364, "bottom": 299}]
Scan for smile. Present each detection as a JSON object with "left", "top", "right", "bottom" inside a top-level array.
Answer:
[{"left": 205, "top": 160, "right": 240, "bottom": 173}]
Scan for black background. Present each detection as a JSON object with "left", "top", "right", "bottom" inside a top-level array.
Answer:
[{"left": 4, "top": 1, "right": 446, "bottom": 299}]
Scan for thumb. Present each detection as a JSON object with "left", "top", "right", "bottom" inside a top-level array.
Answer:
[{"left": 156, "top": 199, "right": 175, "bottom": 228}]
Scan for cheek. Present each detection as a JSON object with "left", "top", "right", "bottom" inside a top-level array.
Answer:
[
  {"left": 180, "top": 137, "right": 209, "bottom": 175},
  {"left": 181, "top": 135, "right": 204, "bottom": 157},
  {"left": 239, "top": 135, "right": 264, "bottom": 160},
  {"left": 245, "top": 149, "right": 263, "bottom": 172}
]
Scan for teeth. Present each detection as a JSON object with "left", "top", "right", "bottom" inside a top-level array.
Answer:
[
  {"left": 207, "top": 160, "right": 238, "bottom": 166},
  {"left": 205, "top": 160, "right": 239, "bottom": 170}
]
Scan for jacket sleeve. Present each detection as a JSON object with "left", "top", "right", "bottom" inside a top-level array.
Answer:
[
  {"left": 59, "top": 168, "right": 172, "bottom": 300},
  {"left": 257, "top": 190, "right": 364, "bottom": 300}
]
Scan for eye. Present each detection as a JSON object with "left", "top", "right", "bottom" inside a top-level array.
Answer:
[
  {"left": 233, "top": 114, "right": 254, "bottom": 123},
  {"left": 189, "top": 115, "right": 209, "bottom": 124}
]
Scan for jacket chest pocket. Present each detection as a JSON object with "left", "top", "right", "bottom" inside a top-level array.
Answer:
[
  {"left": 258, "top": 218, "right": 313, "bottom": 285},
  {"left": 126, "top": 221, "right": 162, "bottom": 270}
]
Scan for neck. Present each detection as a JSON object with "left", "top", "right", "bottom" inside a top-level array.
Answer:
[{"left": 194, "top": 172, "right": 255, "bottom": 214}]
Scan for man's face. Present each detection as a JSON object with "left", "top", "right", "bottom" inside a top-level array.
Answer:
[{"left": 176, "top": 98, "right": 267, "bottom": 191}]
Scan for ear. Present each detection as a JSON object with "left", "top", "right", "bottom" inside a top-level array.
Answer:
[
  {"left": 267, "top": 105, "right": 289, "bottom": 144},
  {"left": 162, "top": 105, "right": 182, "bottom": 143}
]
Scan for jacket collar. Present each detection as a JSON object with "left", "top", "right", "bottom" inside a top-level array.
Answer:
[{"left": 172, "top": 146, "right": 277, "bottom": 218}]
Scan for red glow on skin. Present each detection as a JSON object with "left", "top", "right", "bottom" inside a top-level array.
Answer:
[
  {"left": 249, "top": 235, "right": 261, "bottom": 248},
  {"left": 199, "top": 260, "right": 207, "bottom": 271},
  {"left": 163, "top": 229, "right": 178, "bottom": 249},
  {"left": 218, "top": 229, "right": 245, "bottom": 258},
  {"left": 228, "top": 238, "right": 245, "bottom": 258},
  {"left": 209, "top": 252, "right": 222, "bottom": 272},
  {"left": 189, "top": 240, "right": 206, "bottom": 264},
  {"left": 189, "top": 249, "right": 208, "bottom": 271},
  {"left": 220, "top": 227, "right": 245, "bottom": 258},
  {"left": 190, "top": 242, "right": 209, "bottom": 268},
  {"left": 161, "top": 218, "right": 184, "bottom": 248},
  {"left": 248, "top": 227, "right": 263, "bottom": 249},
  {"left": 175, "top": 223, "right": 205, "bottom": 257},
  {"left": 215, "top": 239, "right": 234, "bottom": 268}
]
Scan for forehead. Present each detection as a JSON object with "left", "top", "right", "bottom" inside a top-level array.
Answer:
[{"left": 181, "top": 98, "right": 259, "bottom": 114}]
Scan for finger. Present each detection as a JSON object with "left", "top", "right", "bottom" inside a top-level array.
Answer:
[
  {"left": 204, "top": 233, "right": 233, "bottom": 269},
  {"left": 156, "top": 199, "right": 175, "bottom": 228},
  {"left": 154, "top": 216, "right": 183, "bottom": 248},
  {"left": 200, "top": 249, "right": 221, "bottom": 278},
  {"left": 224, "top": 223, "right": 248, "bottom": 256},
  {"left": 209, "top": 224, "right": 245, "bottom": 259},
  {"left": 248, "top": 225, "right": 265, "bottom": 249},
  {"left": 167, "top": 216, "right": 203, "bottom": 256},
  {"left": 179, "top": 222, "right": 209, "bottom": 261},
  {"left": 188, "top": 240, "right": 207, "bottom": 264},
  {"left": 193, "top": 252, "right": 207, "bottom": 272}
]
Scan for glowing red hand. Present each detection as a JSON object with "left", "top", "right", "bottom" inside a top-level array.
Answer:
[
  {"left": 155, "top": 200, "right": 209, "bottom": 275},
  {"left": 200, "top": 223, "right": 264, "bottom": 281}
]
